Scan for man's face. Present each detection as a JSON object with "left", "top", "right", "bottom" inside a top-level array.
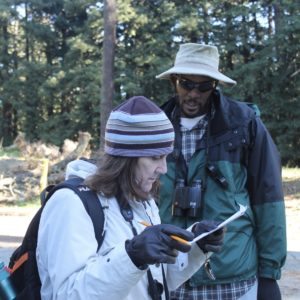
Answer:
[{"left": 173, "top": 75, "right": 216, "bottom": 117}]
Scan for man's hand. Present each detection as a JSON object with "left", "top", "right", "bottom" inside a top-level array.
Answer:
[{"left": 257, "top": 277, "right": 281, "bottom": 300}]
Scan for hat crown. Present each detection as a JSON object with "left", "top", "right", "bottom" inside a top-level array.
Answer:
[
  {"left": 175, "top": 43, "right": 219, "bottom": 70},
  {"left": 156, "top": 43, "right": 236, "bottom": 86},
  {"left": 113, "top": 95, "right": 162, "bottom": 116}
]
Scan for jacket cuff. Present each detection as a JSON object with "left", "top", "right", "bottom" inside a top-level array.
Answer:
[{"left": 258, "top": 266, "right": 282, "bottom": 280}]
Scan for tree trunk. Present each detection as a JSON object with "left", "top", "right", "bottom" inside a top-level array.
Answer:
[
  {"left": 100, "top": 0, "right": 117, "bottom": 151},
  {"left": 1, "top": 22, "right": 15, "bottom": 146},
  {"left": 50, "top": 131, "right": 92, "bottom": 174}
]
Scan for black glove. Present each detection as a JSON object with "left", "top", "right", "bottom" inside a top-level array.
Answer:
[
  {"left": 125, "top": 224, "right": 194, "bottom": 268},
  {"left": 257, "top": 277, "right": 281, "bottom": 300},
  {"left": 193, "top": 220, "right": 225, "bottom": 253}
]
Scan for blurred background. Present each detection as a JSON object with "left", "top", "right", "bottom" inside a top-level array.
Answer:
[
  {"left": 0, "top": 0, "right": 299, "bottom": 164},
  {"left": 0, "top": 2, "right": 299, "bottom": 298}
]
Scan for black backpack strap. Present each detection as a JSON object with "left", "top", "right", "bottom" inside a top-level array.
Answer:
[
  {"left": 8, "top": 177, "right": 104, "bottom": 300},
  {"left": 42, "top": 177, "right": 105, "bottom": 251},
  {"left": 161, "top": 265, "right": 169, "bottom": 300}
]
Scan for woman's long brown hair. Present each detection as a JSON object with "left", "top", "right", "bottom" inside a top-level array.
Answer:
[{"left": 84, "top": 154, "right": 160, "bottom": 202}]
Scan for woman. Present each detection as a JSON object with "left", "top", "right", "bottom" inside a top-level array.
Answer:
[{"left": 36, "top": 96, "right": 224, "bottom": 300}]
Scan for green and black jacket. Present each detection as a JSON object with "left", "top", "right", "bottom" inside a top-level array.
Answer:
[{"left": 159, "top": 90, "right": 287, "bottom": 286}]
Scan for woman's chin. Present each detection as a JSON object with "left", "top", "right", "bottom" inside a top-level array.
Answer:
[{"left": 139, "top": 184, "right": 152, "bottom": 194}]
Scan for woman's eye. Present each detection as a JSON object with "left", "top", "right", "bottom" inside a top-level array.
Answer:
[{"left": 152, "top": 155, "right": 165, "bottom": 161}]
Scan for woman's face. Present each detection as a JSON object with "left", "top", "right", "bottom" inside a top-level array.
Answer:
[{"left": 135, "top": 155, "right": 168, "bottom": 194}]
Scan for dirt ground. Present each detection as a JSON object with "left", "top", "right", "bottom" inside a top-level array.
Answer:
[
  {"left": 279, "top": 199, "right": 300, "bottom": 300},
  {"left": 0, "top": 199, "right": 299, "bottom": 299}
]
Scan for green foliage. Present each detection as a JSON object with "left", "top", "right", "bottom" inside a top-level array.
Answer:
[
  {"left": 0, "top": 147, "right": 20, "bottom": 157},
  {"left": 0, "top": 0, "right": 299, "bottom": 164},
  {"left": 0, "top": 196, "right": 40, "bottom": 208}
]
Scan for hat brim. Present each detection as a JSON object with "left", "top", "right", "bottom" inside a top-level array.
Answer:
[{"left": 156, "top": 65, "right": 237, "bottom": 86}]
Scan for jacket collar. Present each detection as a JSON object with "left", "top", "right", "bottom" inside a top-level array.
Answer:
[{"left": 210, "top": 91, "right": 231, "bottom": 135}]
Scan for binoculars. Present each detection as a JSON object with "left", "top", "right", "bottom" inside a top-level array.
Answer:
[
  {"left": 172, "top": 164, "right": 228, "bottom": 218},
  {"left": 172, "top": 179, "right": 202, "bottom": 217}
]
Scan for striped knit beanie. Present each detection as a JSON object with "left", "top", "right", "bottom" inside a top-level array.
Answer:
[{"left": 105, "top": 96, "right": 174, "bottom": 157}]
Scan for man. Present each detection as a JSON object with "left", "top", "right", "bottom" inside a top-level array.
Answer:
[{"left": 156, "top": 43, "right": 287, "bottom": 300}]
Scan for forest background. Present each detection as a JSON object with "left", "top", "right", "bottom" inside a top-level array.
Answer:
[{"left": 0, "top": 0, "right": 299, "bottom": 166}]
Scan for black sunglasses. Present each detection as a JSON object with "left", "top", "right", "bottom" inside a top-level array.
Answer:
[{"left": 176, "top": 77, "right": 217, "bottom": 93}]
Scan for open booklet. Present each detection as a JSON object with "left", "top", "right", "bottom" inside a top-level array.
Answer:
[{"left": 190, "top": 204, "right": 248, "bottom": 244}]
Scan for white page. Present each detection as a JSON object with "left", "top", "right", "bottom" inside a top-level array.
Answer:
[{"left": 191, "top": 204, "right": 248, "bottom": 244}]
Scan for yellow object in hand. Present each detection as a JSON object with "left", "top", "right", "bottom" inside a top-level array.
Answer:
[{"left": 138, "top": 221, "right": 190, "bottom": 245}]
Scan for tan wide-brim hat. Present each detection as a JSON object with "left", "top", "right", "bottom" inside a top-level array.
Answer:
[{"left": 156, "top": 43, "right": 237, "bottom": 86}]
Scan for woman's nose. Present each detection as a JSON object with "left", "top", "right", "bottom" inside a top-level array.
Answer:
[{"left": 157, "top": 157, "right": 167, "bottom": 174}]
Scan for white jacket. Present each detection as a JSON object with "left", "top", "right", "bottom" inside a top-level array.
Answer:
[{"left": 36, "top": 159, "right": 206, "bottom": 300}]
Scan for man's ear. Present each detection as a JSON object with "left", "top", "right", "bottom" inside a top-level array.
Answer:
[{"left": 170, "top": 75, "right": 178, "bottom": 94}]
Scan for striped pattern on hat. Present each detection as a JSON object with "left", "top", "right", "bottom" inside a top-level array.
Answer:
[{"left": 105, "top": 96, "right": 174, "bottom": 157}]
